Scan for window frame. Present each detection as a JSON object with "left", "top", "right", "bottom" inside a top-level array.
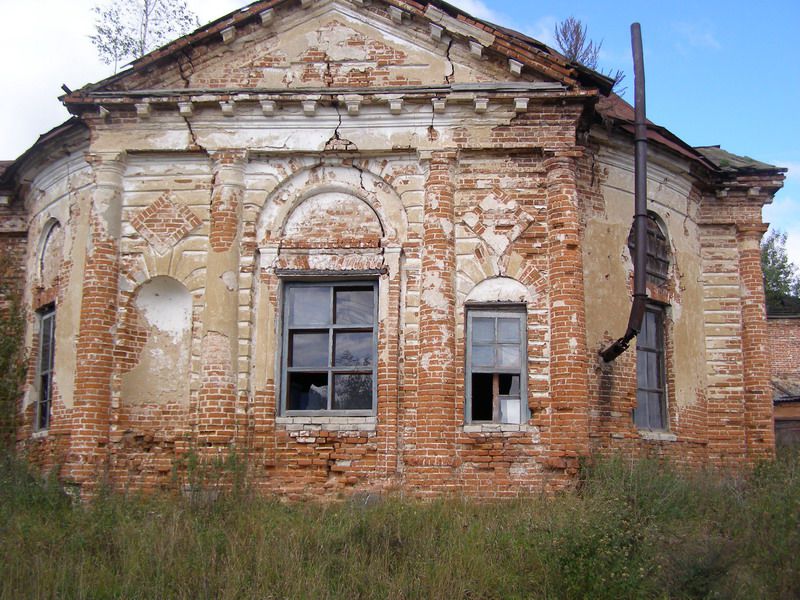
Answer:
[
  {"left": 279, "top": 280, "right": 378, "bottom": 416},
  {"left": 465, "top": 305, "right": 529, "bottom": 425},
  {"left": 36, "top": 305, "right": 56, "bottom": 431},
  {"left": 634, "top": 304, "right": 668, "bottom": 431},
  {"left": 628, "top": 213, "right": 671, "bottom": 286}
]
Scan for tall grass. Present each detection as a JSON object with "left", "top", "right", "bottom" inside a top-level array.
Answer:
[{"left": 1, "top": 451, "right": 798, "bottom": 599}]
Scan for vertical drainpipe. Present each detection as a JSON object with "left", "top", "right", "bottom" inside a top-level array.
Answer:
[{"left": 600, "top": 23, "right": 649, "bottom": 362}]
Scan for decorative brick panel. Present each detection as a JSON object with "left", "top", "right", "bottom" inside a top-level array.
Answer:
[{"left": 130, "top": 193, "right": 201, "bottom": 255}]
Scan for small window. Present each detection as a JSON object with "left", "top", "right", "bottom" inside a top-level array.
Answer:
[
  {"left": 281, "top": 282, "right": 377, "bottom": 414},
  {"left": 634, "top": 305, "right": 667, "bottom": 430},
  {"left": 628, "top": 214, "right": 670, "bottom": 286},
  {"left": 36, "top": 306, "right": 56, "bottom": 430},
  {"left": 466, "top": 308, "right": 527, "bottom": 424}
]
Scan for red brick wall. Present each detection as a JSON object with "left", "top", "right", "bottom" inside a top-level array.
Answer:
[{"left": 768, "top": 318, "right": 800, "bottom": 377}]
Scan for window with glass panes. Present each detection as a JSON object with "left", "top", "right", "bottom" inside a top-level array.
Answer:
[
  {"left": 466, "top": 308, "right": 527, "bottom": 424},
  {"left": 634, "top": 305, "right": 667, "bottom": 430},
  {"left": 36, "top": 306, "right": 56, "bottom": 431},
  {"left": 281, "top": 282, "right": 377, "bottom": 414}
]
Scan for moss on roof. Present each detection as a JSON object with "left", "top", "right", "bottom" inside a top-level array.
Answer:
[{"left": 695, "top": 145, "right": 782, "bottom": 173}]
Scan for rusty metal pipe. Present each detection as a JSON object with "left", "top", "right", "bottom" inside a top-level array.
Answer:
[{"left": 600, "top": 23, "right": 649, "bottom": 362}]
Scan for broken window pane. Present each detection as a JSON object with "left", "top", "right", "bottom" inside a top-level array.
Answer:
[
  {"left": 287, "top": 372, "right": 328, "bottom": 411},
  {"left": 498, "top": 374, "right": 520, "bottom": 396},
  {"left": 471, "top": 373, "right": 494, "bottom": 421}
]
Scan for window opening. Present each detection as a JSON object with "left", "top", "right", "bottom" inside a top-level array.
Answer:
[
  {"left": 634, "top": 305, "right": 667, "bottom": 430},
  {"left": 628, "top": 214, "right": 670, "bottom": 285},
  {"left": 36, "top": 306, "right": 56, "bottom": 430},
  {"left": 466, "top": 308, "right": 527, "bottom": 424},
  {"left": 281, "top": 282, "right": 377, "bottom": 414}
]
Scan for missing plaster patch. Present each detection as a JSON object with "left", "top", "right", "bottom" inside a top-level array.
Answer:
[
  {"left": 221, "top": 271, "right": 238, "bottom": 291},
  {"left": 135, "top": 276, "right": 192, "bottom": 340}
]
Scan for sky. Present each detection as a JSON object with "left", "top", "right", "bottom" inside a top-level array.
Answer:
[{"left": 1, "top": 0, "right": 798, "bottom": 265}]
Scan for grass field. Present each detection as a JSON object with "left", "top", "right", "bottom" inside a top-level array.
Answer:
[{"left": 1, "top": 452, "right": 798, "bottom": 599}]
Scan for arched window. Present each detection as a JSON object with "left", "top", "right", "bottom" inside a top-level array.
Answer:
[{"left": 628, "top": 213, "right": 670, "bottom": 286}]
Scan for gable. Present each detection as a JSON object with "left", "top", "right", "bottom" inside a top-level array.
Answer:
[{"left": 82, "top": 0, "right": 598, "bottom": 97}]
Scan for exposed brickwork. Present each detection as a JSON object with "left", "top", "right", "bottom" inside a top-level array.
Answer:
[
  {"left": 65, "top": 154, "right": 126, "bottom": 495},
  {"left": 737, "top": 225, "right": 775, "bottom": 459},
  {"left": 404, "top": 150, "right": 458, "bottom": 495},
  {"left": 768, "top": 318, "right": 800, "bottom": 378},
  {"left": 130, "top": 193, "right": 202, "bottom": 255},
  {"left": 541, "top": 154, "right": 589, "bottom": 476},
  {"left": 6, "top": 1, "right": 784, "bottom": 498}
]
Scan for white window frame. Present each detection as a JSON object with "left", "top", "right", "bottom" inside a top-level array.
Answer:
[
  {"left": 36, "top": 305, "right": 56, "bottom": 431},
  {"left": 465, "top": 306, "right": 528, "bottom": 424},
  {"left": 279, "top": 281, "right": 378, "bottom": 416}
]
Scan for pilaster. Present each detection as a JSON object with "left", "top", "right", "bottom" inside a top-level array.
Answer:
[
  {"left": 198, "top": 150, "right": 247, "bottom": 449},
  {"left": 737, "top": 223, "right": 775, "bottom": 461},
  {"left": 543, "top": 153, "right": 590, "bottom": 472},
  {"left": 404, "top": 150, "right": 458, "bottom": 494},
  {"left": 67, "top": 151, "right": 126, "bottom": 494}
]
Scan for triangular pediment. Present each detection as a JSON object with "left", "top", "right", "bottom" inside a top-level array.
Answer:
[{"left": 75, "top": 0, "right": 605, "bottom": 97}]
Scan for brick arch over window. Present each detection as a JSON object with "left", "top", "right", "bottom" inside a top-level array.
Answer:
[{"left": 255, "top": 164, "right": 408, "bottom": 246}]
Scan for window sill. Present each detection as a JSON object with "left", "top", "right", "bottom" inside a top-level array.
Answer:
[
  {"left": 639, "top": 430, "right": 677, "bottom": 442},
  {"left": 276, "top": 416, "right": 377, "bottom": 432},
  {"left": 31, "top": 429, "right": 49, "bottom": 439},
  {"left": 463, "top": 423, "right": 537, "bottom": 434}
]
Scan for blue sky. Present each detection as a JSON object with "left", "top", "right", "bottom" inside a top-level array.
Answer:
[{"left": 1, "top": 0, "right": 797, "bottom": 264}]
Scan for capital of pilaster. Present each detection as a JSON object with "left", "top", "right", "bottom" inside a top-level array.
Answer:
[
  {"left": 543, "top": 152, "right": 578, "bottom": 174},
  {"left": 736, "top": 222, "right": 769, "bottom": 249},
  {"left": 85, "top": 151, "right": 127, "bottom": 188}
]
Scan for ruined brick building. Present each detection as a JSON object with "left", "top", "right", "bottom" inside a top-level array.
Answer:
[
  {"left": 768, "top": 297, "right": 800, "bottom": 445},
  {"left": 0, "top": 0, "right": 787, "bottom": 498}
]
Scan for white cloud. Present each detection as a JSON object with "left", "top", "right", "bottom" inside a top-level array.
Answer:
[
  {"left": 764, "top": 192, "right": 800, "bottom": 267},
  {"left": 444, "top": 0, "right": 507, "bottom": 25},
  {"left": 522, "top": 15, "right": 557, "bottom": 48},
  {"left": 0, "top": 0, "right": 245, "bottom": 160},
  {"left": 673, "top": 22, "right": 721, "bottom": 51},
  {"left": 776, "top": 161, "right": 800, "bottom": 184}
]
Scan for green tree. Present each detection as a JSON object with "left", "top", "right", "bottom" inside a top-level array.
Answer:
[
  {"left": 90, "top": 0, "right": 200, "bottom": 73},
  {"left": 0, "top": 258, "right": 26, "bottom": 450},
  {"left": 761, "top": 229, "right": 800, "bottom": 309},
  {"left": 554, "top": 16, "right": 625, "bottom": 93}
]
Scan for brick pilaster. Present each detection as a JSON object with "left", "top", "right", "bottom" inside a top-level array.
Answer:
[
  {"left": 405, "top": 150, "right": 458, "bottom": 494},
  {"left": 737, "top": 223, "right": 775, "bottom": 461},
  {"left": 198, "top": 151, "right": 246, "bottom": 449},
  {"left": 543, "top": 154, "right": 590, "bottom": 472},
  {"left": 67, "top": 152, "right": 126, "bottom": 494}
]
